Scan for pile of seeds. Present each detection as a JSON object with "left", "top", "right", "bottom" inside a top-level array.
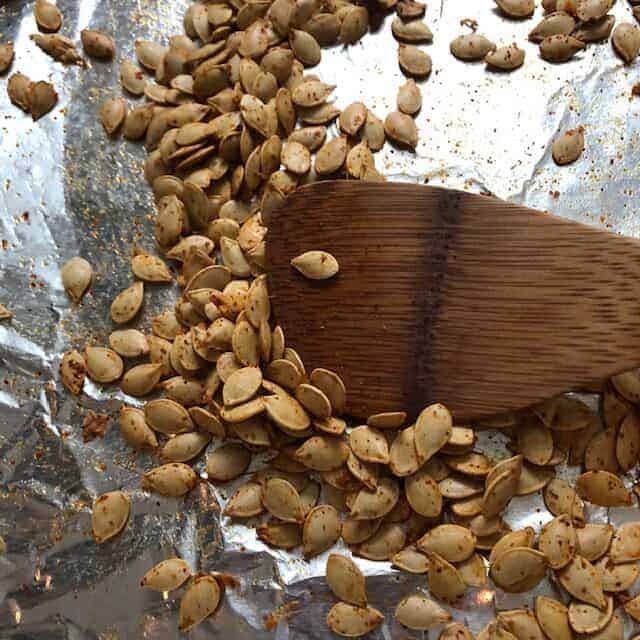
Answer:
[{"left": 1, "top": 0, "right": 639, "bottom": 636}]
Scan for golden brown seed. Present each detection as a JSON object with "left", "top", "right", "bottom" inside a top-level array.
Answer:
[
  {"left": 440, "top": 623, "right": 475, "bottom": 640},
  {"left": 145, "top": 398, "right": 194, "bottom": 435},
  {"left": 85, "top": 346, "right": 123, "bottom": 383},
  {"left": 540, "top": 34, "right": 586, "bottom": 61},
  {"left": 535, "top": 596, "right": 573, "bottom": 640},
  {"left": 120, "top": 59, "right": 146, "bottom": 95},
  {"left": 576, "top": 470, "right": 632, "bottom": 507},
  {"left": 350, "top": 476, "right": 399, "bottom": 520},
  {"left": 405, "top": 468, "right": 442, "bottom": 517},
  {"left": 612, "top": 22, "right": 640, "bottom": 64},
  {"left": 544, "top": 477, "right": 586, "bottom": 524},
  {"left": 395, "top": 593, "right": 451, "bottom": 630},
  {"left": 295, "top": 435, "right": 349, "bottom": 470},
  {"left": 291, "top": 79, "right": 335, "bottom": 107},
  {"left": 414, "top": 403, "right": 452, "bottom": 464},
  {"left": 179, "top": 574, "right": 221, "bottom": 632},
  {"left": 326, "top": 602, "right": 383, "bottom": 638},
  {"left": 576, "top": 523, "right": 613, "bottom": 562},
  {"left": 349, "top": 425, "right": 389, "bottom": 464},
  {"left": 572, "top": 14, "right": 615, "bottom": 42},
  {"left": 206, "top": 443, "right": 252, "bottom": 482},
  {"left": 425, "top": 552, "right": 466, "bottom": 604},
  {"left": 8, "top": 72, "right": 33, "bottom": 111},
  {"left": 61, "top": 256, "right": 92, "bottom": 302},
  {"left": 29, "top": 81, "right": 58, "bottom": 120},
  {"left": 595, "top": 554, "right": 640, "bottom": 591},
  {"left": 495, "top": 0, "right": 535, "bottom": 18},
  {"left": 262, "top": 477, "right": 305, "bottom": 522},
  {"left": 142, "top": 463, "right": 198, "bottom": 497},
  {"left": 35, "top": 0, "right": 62, "bottom": 32},
  {"left": 609, "top": 522, "right": 640, "bottom": 563},
  {"left": 450, "top": 34, "right": 496, "bottom": 60},
  {"left": 224, "top": 482, "right": 263, "bottom": 518},
  {"left": 326, "top": 554, "right": 366, "bottom": 606},
  {"left": 257, "top": 520, "right": 302, "bottom": 549},
  {"left": 356, "top": 522, "right": 406, "bottom": 560},
  {"left": 0, "top": 42, "right": 15, "bottom": 74},
  {"left": 529, "top": 13, "right": 577, "bottom": 42},
  {"left": 110, "top": 281, "right": 144, "bottom": 324},
  {"left": 315, "top": 135, "right": 348, "bottom": 175},
  {"left": 568, "top": 597, "right": 613, "bottom": 634},
  {"left": 141, "top": 558, "right": 192, "bottom": 591},
  {"left": 552, "top": 126, "right": 585, "bottom": 165},
  {"left": 397, "top": 79, "right": 422, "bottom": 115},
  {"left": 121, "top": 363, "right": 163, "bottom": 397},
  {"left": 290, "top": 250, "right": 339, "bottom": 279},
  {"left": 490, "top": 547, "right": 547, "bottom": 593},
  {"left": 576, "top": 0, "right": 613, "bottom": 22},
  {"left": 92, "top": 491, "right": 130, "bottom": 544},
  {"left": 131, "top": 253, "right": 172, "bottom": 282},
  {"left": 391, "top": 16, "right": 433, "bottom": 43},
  {"left": 384, "top": 110, "right": 418, "bottom": 148},
  {"left": 538, "top": 514, "right": 576, "bottom": 569},
  {"left": 119, "top": 406, "right": 158, "bottom": 450},
  {"left": 31, "top": 33, "right": 83, "bottom": 65},
  {"left": 60, "top": 350, "right": 86, "bottom": 394},
  {"left": 557, "top": 554, "right": 606, "bottom": 608},
  {"left": 81, "top": 29, "right": 115, "bottom": 59},
  {"left": 100, "top": 97, "right": 127, "bottom": 136},
  {"left": 302, "top": 504, "right": 341, "bottom": 557},
  {"left": 417, "top": 524, "right": 476, "bottom": 563},
  {"left": 289, "top": 29, "right": 321, "bottom": 66},
  {"left": 398, "top": 44, "right": 432, "bottom": 76},
  {"left": 485, "top": 44, "right": 526, "bottom": 70}
]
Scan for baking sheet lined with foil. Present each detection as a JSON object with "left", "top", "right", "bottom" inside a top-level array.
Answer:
[{"left": 1, "top": 0, "right": 640, "bottom": 637}]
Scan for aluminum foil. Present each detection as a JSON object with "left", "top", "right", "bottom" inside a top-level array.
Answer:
[{"left": 0, "top": 0, "right": 639, "bottom": 637}]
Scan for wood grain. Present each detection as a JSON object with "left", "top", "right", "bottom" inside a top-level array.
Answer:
[{"left": 266, "top": 181, "right": 640, "bottom": 421}]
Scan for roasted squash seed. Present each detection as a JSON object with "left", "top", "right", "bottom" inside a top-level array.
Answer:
[
  {"left": 141, "top": 558, "right": 191, "bottom": 591},
  {"left": 92, "top": 490, "right": 130, "bottom": 544},
  {"left": 326, "top": 602, "right": 384, "bottom": 638},
  {"left": 179, "top": 574, "right": 221, "bottom": 631}
]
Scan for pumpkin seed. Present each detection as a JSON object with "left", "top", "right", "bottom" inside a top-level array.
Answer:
[
  {"left": 576, "top": 0, "right": 613, "bottom": 22},
  {"left": 540, "top": 34, "right": 585, "bottom": 61},
  {"left": 349, "top": 425, "right": 389, "bottom": 464},
  {"left": 490, "top": 547, "right": 547, "bottom": 593},
  {"left": 392, "top": 545, "right": 429, "bottom": 573},
  {"left": 257, "top": 519, "right": 302, "bottom": 548},
  {"left": 482, "top": 467, "right": 519, "bottom": 518},
  {"left": 291, "top": 79, "right": 335, "bottom": 107},
  {"left": 497, "top": 610, "right": 545, "bottom": 640},
  {"left": 142, "top": 462, "right": 198, "bottom": 496},
  {"left": 179, "top": 574, "right": 221, "bottom": 632},
  {"left": 398, "top": 43, "right": 432, "bottom": 76},
  {"left": 189, "top": 407, "right": 225, "bottom": 438},
  {"left": 60, "top": 349, "right": 86, "bottom": 394},
  {"left": 609, "top": 522, "right": 640, "bottom": 563},
  {"left": 517, "top": 463, "right": 554, "bottom": 495},
  {"left": 486, "top": 44, "right": 526, "bottom": 70},
  {"left": 302, "top": 504, "right": 340, "bottom": 557},
  {"left": 61, "top": 256, "right": 92, "bottom": 302},
  {"left": 495, "top": 0, "right": 535, "bottom": 18},
  {"left": 295, "top": 435, "right": 349, "bottom": 470},
  {"left": 395, "top": 593, "right": 450, "bottom": 630},
  {"left": 141, "top": 558, "right": 191, "bottom": 591},
  {"left": 8, "top": 72, "right": 33, "bottom": 111},
  {"left": 145, "top": 398, "right": 194, "bottom": 434},
  {"left": 81, "top": 29, "right": 115, "bottom": 59},
  {"left": 220, "top": 397, "right": 264, "bottom": 424},
  {"left": 131, "top": 253, "right": 172, "bottom": 283},
  {"left": 346, "top": 452, "right": 377, "bottom": 490},
  {"left": 110, "top": 281, "right": 144, "bottom": 324},
  {"left": 413, "top": 403, "right": 452, "bottom": 464},
  {"left": 121, "top": 363, "right": 163, "bottom": 397},
  {"left": 120, "top": 59, "right": 146, "bottom": 95},
  {"left": 161, "top": 432, "right": 210, "bottom": 463},
  {"left": 615, "top": 411, "right": 640, "bottom": 471},
  {"left": 223, "top": 366, "right": 262, "bottom": 406},
  {"left": 457, "top": 552, "right": 488, "bottom": 587},
  {"left": 595, "top": 554, "right": 639, "bottom": 591},
  {"left": 575, "top": 523, "right": 613, "bottom": 562},
  {"left": 224, "top": 481, "right": 263, "bottom": 518},
  {"left": 31, "top": 33, "right": 83, "bottom": 65},
  {"left": 450, "top": 33, "right": 496, "bottom": 60},
  {"left": 0, "top": 42, "right": 15, "bottom": 73},
  {"left": 568, "top": 596, "right": 613, "bottom": 634},
  {"left": 206, "top": 443, "right": 252, "bottom": 482},
  {"left": 342, "top": 517, "right": 382, "bottom": 545},
  {"left": 440, "top": 623, "right": 475, "bottom": 640},
  {"left": 350, "top": 476, "right": 399, "bottom": 520},
  {"left": 315, "top": 135, "right": 348, "bottom": 174},
  {"left": 576, "top": 470, "right": 632, "bottom": 507},
  {"left": 539, "top": 515, "right": 576, "bottom": 569},
  {"left": 451, "top": 494, "right": 484, "bottom": 517},
  {"left": 119, "top": 406, "right": 158, "bottom": 450},
  {"left": 35, "top": 0, "right": 62, "bottom": 32},
  {"left": 290, "top": 250, "right": 339, "bottom": 279},
  {"left": 315, "top": 416, "right": 347, "bottom": 436},
  {"left": 391, "top": 16, "right": 432, "bottom": 43},
  {"left": 85, "top": 346, "right": 123, "bottom": 383},
  {"left": 326, "top": 553, "right": 367, "bottom": 606},
  {"left": 263, "top": 477, "right": 305, "bottom": 522},
  {"left": 439, "top": 474, "right": 484, "bottom": 499},
  {"left": 557, "top": 554, "right": 606, "bottom": 608},
  {"left": 406, "top": 468, "right": 442, "bottom": 517},
  {"left": 92, "top": 490, "right": 130, "bottom": 544},
  {"left": 397, "top": 79, "right": 422, "bottom": 115},
  {"left": 29, "top": 80, "right": 58, "bottom": 120},
  {"left": 445, "top": 452, "right": 492, "bottom": 476},
  {"left": 612, "top": 22, "right": 640, "bottom": 64},
  {"left": 387, "top": 426, "right": 418, "bottom": 476},
  {"left": 552, "top": 126, "right": 585, "bottom": 165},
  {"left": 294, "top": 383, "right": 331, "bottom": 418},
  {"left": 326, "top": 602, "right": 383, "bottom": 638},
  {"left": 417, "top": 524, "right": 475, "bottom": 563},
  {"left": 425, "top": 552, "right": 465, "bottom": 604},
  {"left": 543, "top": 478, "right": 586, "bottom": 524},
  {"left": 100, "top": 97, "right": 127, "bottom": 136},
  {"left": 529, "top": 12, "right": 577, "bottom": 42},
  {"left": 535, "top": 596, "right": 573, "bottom": 640},
  {"left": 339, "top": 5, "right": 369, "bottom": 44},
  {"left": 624, "top": 592, "right": 640, "bottom": 622},
  {"left": 572, "top": 14, "right": 615, "bottom": 41},
  {"left": 356, "top": 522, "right": 406, "bottom": 560}
]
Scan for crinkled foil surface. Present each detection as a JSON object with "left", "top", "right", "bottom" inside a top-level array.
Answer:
[{"left": 1, "top": 0, "right": 640, "bottom": 638}]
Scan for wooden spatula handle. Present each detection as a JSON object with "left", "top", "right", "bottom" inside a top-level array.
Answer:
[{"left": 268, "top": 182, "right": 640, "bottom": 420}]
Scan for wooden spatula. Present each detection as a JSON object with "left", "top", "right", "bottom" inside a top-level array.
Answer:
[{"left": 266, "top": 181, "right": 640, "bottom": 421}]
